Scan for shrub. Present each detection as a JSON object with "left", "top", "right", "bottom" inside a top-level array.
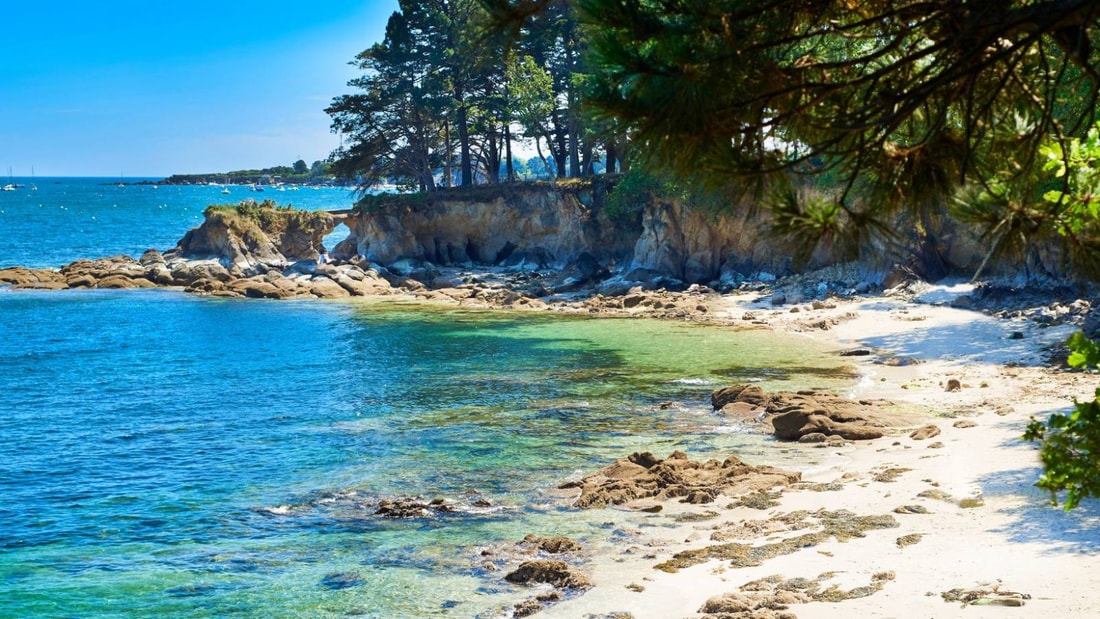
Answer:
[{"left": 1024, "top": 332, "right": 1100, "bottom": 510}]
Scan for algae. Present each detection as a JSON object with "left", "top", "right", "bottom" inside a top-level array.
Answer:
[{"left": 654, "top": 510, "right": 898, "bottom": 572}]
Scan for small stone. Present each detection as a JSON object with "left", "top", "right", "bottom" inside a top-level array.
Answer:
[
  {"left": 910, "top": 424, "right": 941, "bottom": 440},
  {"left": 894, "top": 504, "right": 930, "bottom": 514}
]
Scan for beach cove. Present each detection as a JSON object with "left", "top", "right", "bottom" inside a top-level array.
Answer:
[{"left": 3, "top": 181, "right": 1100, "bottom": 618}]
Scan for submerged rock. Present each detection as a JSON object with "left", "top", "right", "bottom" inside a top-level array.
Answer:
[
  {"left": 375, "top": 497, "right": 456, "bottom": 519},
  {"left": 319, "top": 572, "right": 364, "bottom": 590}
]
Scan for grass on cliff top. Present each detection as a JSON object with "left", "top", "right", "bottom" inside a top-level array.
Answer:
[
  {"left": 203, "top": 199, "right": 331, "bottom": 239},
  {"left": 351, "top": 177, "right": 620, "bottom": 215}
]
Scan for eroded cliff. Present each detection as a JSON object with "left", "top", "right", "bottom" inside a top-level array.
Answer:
[{"left": 333, "top": 181, "right": 1044, "bottom": 289}]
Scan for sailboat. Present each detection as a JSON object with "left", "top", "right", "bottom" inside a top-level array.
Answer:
[
  {"left": 30, "top": 166, "right": 37, "bottom": 191},
  {"left": 3, "top": 166, "right": 16, "bottom": 191}
]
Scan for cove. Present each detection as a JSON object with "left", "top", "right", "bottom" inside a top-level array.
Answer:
[{"left": 0, "top": 290, "right": 854, "bottom": 617}]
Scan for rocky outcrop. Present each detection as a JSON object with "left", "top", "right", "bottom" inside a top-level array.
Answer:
[
  {"left": 560, "top": 450, "right": 801, "bottom": 508},
  {"left": 712, "top": 384, "right": 907, "bottom": 441},
  {"left": 334, "top": 181, "right": 1072, "bottom": 293},
  {"left": 504, "top": 560, "right": 592, "bottom": 590},
  {"left": 627, "top": 199, "right": 796, "bottom": 285},
  {"left": 0, "top": 252, "right": 393, "bottom": 300},
  {"left": 338, "top": 185, "right": 802, "bottom": 291},
  {"left": 0, "top": 200, "right": 396, "bottom": 300},
  {"left": 337, "top": 185, "right": 637, "bottom": 273},
  {"left": 168, "top": 200, "right": 334, "bottom": 276}
]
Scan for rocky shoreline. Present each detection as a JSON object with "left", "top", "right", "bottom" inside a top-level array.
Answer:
[{"left": 5, "top": 201, "right": 1100, "bottom": 617}]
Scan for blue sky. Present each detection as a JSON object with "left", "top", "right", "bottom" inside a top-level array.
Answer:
[{"left": 0, "top": 1, "right": 398, "bottom": 177}]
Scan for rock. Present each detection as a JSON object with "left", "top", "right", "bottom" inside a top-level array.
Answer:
[
  {"left": 520, "top": 535, "right": 582, "bottom": 554},
  {"left": 170, "top": 260, "right": 233, "bottom": 286},
  {"left": 953, "top": 419, "right": 977, "bottom": 429},
  {"left": 512, "top": 599, "right": 544, "bottom": 617},
  {"left": 909, "top": 424, "right": 941, "bottom": 440},
  {"left": 168, "top": 202, "right": 334, "bottom": 274},
  {"left": 758, "top": 388, "right": 904, "bottom": 441},
  {"left": 185, "top": 277, "right": 228, "bottom": 294},
  {"left": 66, "top": 274, "right": 97, "bottom": 289},
  {"left": 711, "top": 384, "right": 767, "bottom": 409},
  {"left": 504, "top": 560, "right": 592, "bottom": 589},
  {"left": 308, "top": 277, "right": 352, "bottom": 298},
  {"left": 0, "top": 267, "right": 67, "bottom": 289},
  {"left": 839, "top": 348, "right": 873, "bottom": 356},
  {"left": 563, "top": 451, "right": 800, "bottom": 509},
  {"left": 375, "top": 497, "right": 455, "bottom": 518},
  {"left": 139, "top": 249, "right": 166, "bottom": 266},
  {"left": 771, "top": 407, "right": 884, "bottom": 441},
  {"left": 228, "top": 279, "right": 292, "bottom": 300},
  {"left": 718, "top": 401, "right": 766, "bottom": 425},
  {"left": 946, "top": 378, "right": 962, "bottom": 392},
  {"left": 145, "top": 264, "right": 177, "bottom": 286},
  {"left": 97, "top": 275, "right": 156, "bottom": 289},
  {"left": 798, "top": 432, "right": 828, "bottom": 443},
  {"left": 319, "top": 572, "right": 363, "bottom": 590}
]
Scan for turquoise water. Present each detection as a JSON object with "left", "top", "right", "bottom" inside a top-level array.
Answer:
[
  {"left": 0, "top": 178, "right": 356, "bottom": 269},
  {"left": 0, "top": 181, "right": 851, "bottom": 617}
]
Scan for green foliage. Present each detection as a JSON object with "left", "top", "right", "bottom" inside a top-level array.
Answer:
[
  {"left": 1025, "top": 332, "right": 1100, "bottom": 510},
  {"left": 766, "top": 183, "right": 862, "bottom": 268},
  {"left": 605, "top": 168, "right": 733, "bottom": 223},
  {"left": 203, "top": 200, "right": 330, "bottom": 237},
  {"left": 163, "top": 159, "right": 332, "bottom": 186},
  {"left": 605, "top": 169, "right": 665, "bottom": 222},
  {"left": 1067, "top": 331, "right": 1100, "bottom": 368}
]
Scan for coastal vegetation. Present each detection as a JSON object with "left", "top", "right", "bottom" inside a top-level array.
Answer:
[
  {"left": 162, "top": 159, "right": 333, "bottom": 186},
  {"left": 202, "top": 200, "right": 333, "bottom": 247}
]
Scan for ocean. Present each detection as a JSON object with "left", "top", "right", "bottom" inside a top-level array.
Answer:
[{"left": 0, "top": 179, "right": 851, "bottom": 617}]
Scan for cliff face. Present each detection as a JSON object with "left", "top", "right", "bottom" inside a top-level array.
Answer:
[
  {"left": 336, "top": 185, "right": 638, "bottom": 268},
  {"left": 169, "top": 203, "right": 334, "bottom": 275},
  {"left": 334, "top": 183, "right": 1046, "bottom": 287},
  {"left": 336, "top": 185, "right": 811, "bottom": 285}
]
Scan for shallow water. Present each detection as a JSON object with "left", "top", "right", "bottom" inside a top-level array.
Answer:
[{"left": 0, "top": 181, "right": 854, "bottom": 617}]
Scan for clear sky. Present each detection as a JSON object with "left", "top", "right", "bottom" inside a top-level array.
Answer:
[{"left": 0, "top": 1, "right": 398, "bottom": 178}]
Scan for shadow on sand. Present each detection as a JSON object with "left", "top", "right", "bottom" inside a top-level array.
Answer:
[
  {"left": 977, "top": 417, "right": 1100, "bottom": 555},
  {"left": 846, "top": 301, "right": 1075, "bottom": 368}
]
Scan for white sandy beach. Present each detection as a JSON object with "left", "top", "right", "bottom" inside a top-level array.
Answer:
[{"left": 538, "top": 282, "right": 1100, "bottom": 618}]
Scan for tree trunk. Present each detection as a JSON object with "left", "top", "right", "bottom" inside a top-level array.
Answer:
[
  {"left": 606, "top": 138, "right": 617, "bottom": 174},
  {"left": 505, "top": 123, "right": 515, "bottom": 183},
  {"left": 457, "top": 100, "right": 473, "bottom": 186},
  {"left": 568, "top": 95, "right": 581, "bottom": 177},
  {"left": 443, "top": 120, "right": 452, "bottom": 188}
]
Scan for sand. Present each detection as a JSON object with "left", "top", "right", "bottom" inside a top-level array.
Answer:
[{"left": 536, "top": 281, "right": 1100, "bottom": 618}]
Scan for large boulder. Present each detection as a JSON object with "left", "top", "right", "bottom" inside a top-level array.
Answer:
[{"left": 712, "top": 384, "right": 904, "bottom": 441}]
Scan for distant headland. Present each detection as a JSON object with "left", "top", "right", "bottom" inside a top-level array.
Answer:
[{"left": 150, "top": 159, "right": 340, "bottom": 187}]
